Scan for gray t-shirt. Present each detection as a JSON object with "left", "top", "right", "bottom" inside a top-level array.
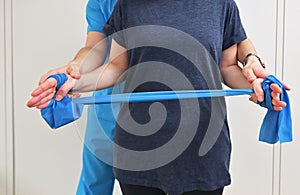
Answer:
[{"left": 103, "top": 0, "right": 246, "bottom": 194}]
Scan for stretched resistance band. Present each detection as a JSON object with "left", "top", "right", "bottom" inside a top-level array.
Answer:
[
  {"left": 73, "top": 89, "right": 254, "bottom": 105},
  {"left": 41, "top": 73, "right": 292, "bottom": 144}
]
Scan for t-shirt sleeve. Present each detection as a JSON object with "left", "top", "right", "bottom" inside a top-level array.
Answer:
[
  {"left": 222, "top": 1, "right": 247, "bottom": 50},
  {"left": 102, "top": 0, "right": 126, "bottom": 47},
  {"left": 86, "top": 0, "right": 106, "bottom": 33}
]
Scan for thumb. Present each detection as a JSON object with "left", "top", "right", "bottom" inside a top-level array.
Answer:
[
  {"left": 55, "top": 77, "right": 76, "bottom": 101},
  {"left": 242, "top": 68, "right": 257, "bottom": 83},
  {"left": 251, "top": 78, "right": 264, "bottom": 102},
  {"left": 67, "top": 65, "right": 81, "bottom": 79}
]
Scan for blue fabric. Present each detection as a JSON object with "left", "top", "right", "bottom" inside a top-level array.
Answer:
[
  {"left": 40, "top": 74, "right": 83, "bottom": 129},
  {"left": 80, "top": 1, "right": 119, "bottom": 194},
  {"left": 86, "top": 0, "right": 117, "bottom": 33},
  {"left": 77, "top": 85, "right": 124, "bottom": 195},
  {"left": 76, "top": 145, "right": 115, "bottom": 195},
  {"left": 73, "top": 89, "right": 254, "bottom": 104},
  {"left": 258, "top": 75, "right": 292, "bottom": 144},
  {"left": 76, "top": 90, "right": 122, "bottom": 195}
]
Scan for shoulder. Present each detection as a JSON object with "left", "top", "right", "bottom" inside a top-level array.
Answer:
[
  {"left": 214, "top": 0, "right": 238, "bottom": 8},
  {"left": 217, "top": 0, "right": 240, "bottom": 14},
  {"left": 221, "top": 0, "right": 237, "bottom": 4},
  {"left": 98, "top": 0, "right": 118, "bottom": 6},
  {"left": 113, "top": 0, "right": 132, "bottom": 8},
  {"left": 224, "top": 0, "right": 239, "bottom": 8},
  {"left": 86, "top": 0, "right": 100, "bottom": 10},
  {"left": 204, "top": 0, "right": 237, "bottom": 11},
  {"left": 87, "top": 0, "right": 118, "bottom": 9}
]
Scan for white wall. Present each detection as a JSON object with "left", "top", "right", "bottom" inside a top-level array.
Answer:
[
  {"left": 12, "top": 0, "right": 89, "bottom": 194},
  {"left": 280, "top": 1, "right": 300, "bottom": 194},
  {"left": 0, "top": 0, "right": 298, "bottom": 195},
  {"left": 0, "top": 0, "right": 7, "bottom": 194},
  {"left": 1, "top": 0, "right": 14, "bottom": 194}
]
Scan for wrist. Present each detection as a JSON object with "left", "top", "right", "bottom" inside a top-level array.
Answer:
[
  {"left": 66, "top": 60, "right": 82, "bottom": 78},
  {"left": 243, "top": 53, "right": 265, "bottom": 69}
]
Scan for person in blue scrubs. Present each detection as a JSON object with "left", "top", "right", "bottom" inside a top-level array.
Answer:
[
  {"left": 30, "top": 1, "right": 120, "bottom": 194},
  {"left": 75, "top": 1, "right": 120, "bottom": 194}
]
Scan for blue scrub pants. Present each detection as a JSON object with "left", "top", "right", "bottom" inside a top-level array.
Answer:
[
  {"left": 76, "top": 146, "right": 115, "bottom": 195},
  {"left": 76, "top": 87, "right": 122, "bottom": 195}
]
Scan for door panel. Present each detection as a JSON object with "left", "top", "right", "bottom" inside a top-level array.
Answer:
[{"left": 280, "top": 1, "right": 300, "bottom": 194}]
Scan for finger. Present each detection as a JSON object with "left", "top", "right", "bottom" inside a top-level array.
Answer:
[
  {"left": 271, "top": 91, "right": 280, "bottom": 101},
  {"left": 270, "top": 91, "right": 279, "bottom": 102},
  {"left": 39, "top": 70, "right": 60, "bottom": 85},
  {"left": 272, "top": 99, "right": 287, "bottom": 108},
  {"left": 252, "top": 79, "right": 264, "bottom": 102},
  {"left": 32, "top": 78, "right": 57, "bottom": 96},
  {"left": 271, "top": 91, "right": 286, "bottom": 108},
  {"left": 35, "top": 91, "right": 55, "bottom": 106},
  {"left": 270, "top": 83, "right": 282, "bottom": 94},
  {"left": 27, "top": 87, "right": 55, "bottom": 107},
  {"left": 38, "top": 66, "right": 69, "bottom": 85},
  {"left": 36, "top": 101, "right": 51, "bottom": 109},
  {"left": 27, "top": 87, "right": 54, "bottom": 107},
  {"left": 281, "top": 81, "right": 291, "bottom": 91},
  {"left": 69, "top": 92, "right": 81, "bottom": 98},
  {"left": 275, "top": 79, "right": 291, "bottom": 91},
  {"left": 271, "top": 92, "right": 286, "bottom": 107},
  {"left": 273, "top": 106, "right": 283, "bottom": 111},
  {"left": 242, "top": 68, "right": 257, "bottom": 83},
  {"left": 39, "top": 74, "right": 51, "bottom": 85},
  {"left": 27, "top": 99, "right": 36, "bottom": 108},
  {"left": 55, "top": 78, "right": 75, "bottom": 101},
  {"left": 249, "top": 95, "right": 257, "bottom": 103},
  {"left": 269, "top": 78, "right": 291, "bottom": 91}
]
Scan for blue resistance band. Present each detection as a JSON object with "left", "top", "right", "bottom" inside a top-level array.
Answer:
[
  {"left": 40, "top": 74, "right": 83, "bottom": 129},
  {"left": 72, "top": 89, "right": 254, "bottom": 105},
  {"left": 258, "top": 75, "right": 293, "bottom": 143},
  {"left": 41, "top": 74, "right": 292, "bottom": 144}
]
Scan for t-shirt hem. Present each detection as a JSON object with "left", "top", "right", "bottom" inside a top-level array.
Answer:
[
  {"left": 222, "top": 35, "right": 247, "bottom": 51},
  {"left": 87, "top": 29, "right": 105, "bottom": 34},
  {"left": 116, "top": 176, "right": 231, "bottom": 195}
]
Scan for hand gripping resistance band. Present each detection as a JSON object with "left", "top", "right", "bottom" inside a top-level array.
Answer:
[
  {"left": 258, "top": 75, "right": 292, "bottom": 143},
  {"left": 40, "top": 74, "right": 83, "bottom": 129},
  {"left": 41, "top": 74, "right": 292, "bottom": 144}
]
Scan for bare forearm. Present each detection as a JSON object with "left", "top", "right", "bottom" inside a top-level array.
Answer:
[
  {"left": 73, "top": 64, "right": 120, "bottom": 92},
  {"left": 73, "top": 39, "right": 129, "bottom": 92},
  {"left": 70, "top": 44, "right": 108, "bottom": 74},
  {"left": 74, "top": 62, "right": 127, "bottom": 92},
  {"left": 70, "top": 32, "right": 108, "bottom": 74},
  {"left": 221, "top": 44, "right": 250, "bottom": 88},
  {"left": 221, "top": 65, "right": 251, "bottom": 89},
  {"left": 237, "top": 38, "right": 256, "bottom": 63}
]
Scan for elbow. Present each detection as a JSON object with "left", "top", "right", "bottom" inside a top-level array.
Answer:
[{"left": 220, "top": 65, "right": 228, "bottom": 79}]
